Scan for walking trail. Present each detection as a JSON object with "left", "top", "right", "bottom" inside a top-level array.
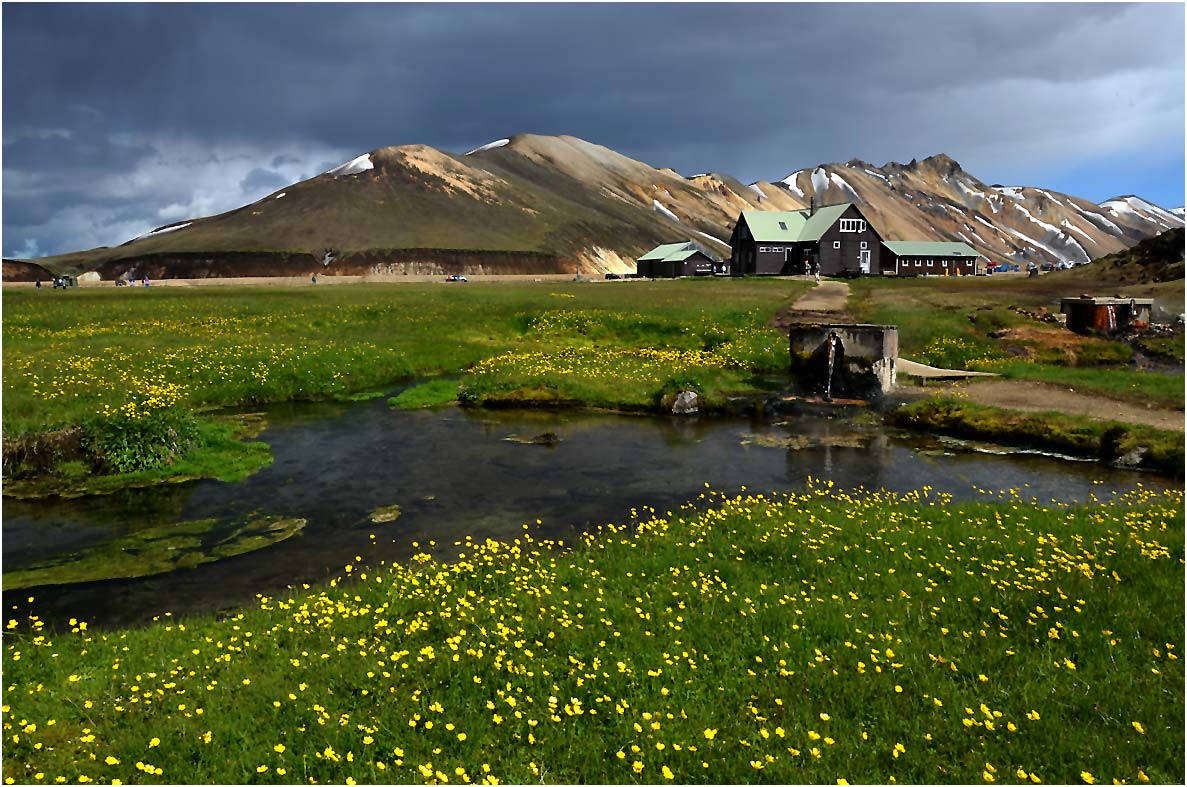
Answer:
[{"left": 777, "top": 280, "right": 1184, "bottom": 432}]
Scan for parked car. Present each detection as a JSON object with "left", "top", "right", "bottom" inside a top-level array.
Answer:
[
  {"left": 445, "top": 274, "right": 468, "bottom": 282},
  {"left": 995, "top": 263, "right": 1020, "bottom": 273},
  {"left": 605, "top": 272, "right": 622, "bottom": 280},
  {"left": 1040, "top": 262, "right": 1056, "bottom": 272}
]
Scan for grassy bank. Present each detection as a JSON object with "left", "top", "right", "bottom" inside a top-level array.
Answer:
[
  {"left": 890, "top": 397, "right": 1184, "bottom": 476},
  {"left": 847, "top": 278, "right": 1184, "bottom": 410},
  {"left": 3, "top": 484, "right": 1182, "bottom": 785},
  {"left": 3, "top": 279, "right": 807, "bottom": 489}
]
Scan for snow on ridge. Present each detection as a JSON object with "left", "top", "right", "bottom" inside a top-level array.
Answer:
[
  {"left": 864, "top": 168, "right": 890, "bottom": 184},
  {"left": 1061, "top": 219, "right": 1092, "bottom": 240},
  {"left": 134, "top": 222, "right": 191, "bottom": 242},
  {"left": 1013, "top": 202, "right": 1060, "bottom": 236},
  {"left": 1101, "top": 196, "right": 1183, "bottom": 227},
  {"left": 325, "top": 153, "right": 374, "bottom": 178},
  {"left": 1173, "top": 207, "right": 1185, "bottom": 218},
  {"left": 993, "top": 186, "right": 1025, "bottom": 200},
  {"left": 464, "top": 138, "right": 510, "bottom": 156},
  {"left": 275, "top": 192, "right": 286, "bottom": 199},
  {"left": 780, "top": 170, "right": 805, "bottom": 198},
  {"left": 1067, "top": 200, "right": 1122, "bottom": 234},
  {"left": 957, "top": 181, "right": 985, "bottom": 200},
  {"left": 748, "top": 183, "right": 767, "bottom": 200},
  {"left": 694, "top": 230, "right": 730, "bottom": 247},
  {"left": 653, "top": 200, "right": 680, "bottom": 222},
  {"left": 829, "top": 172, "right": 860, "bottom": 200},
  {"left": 810, "top": 167, "right": 829, "bottom": 195}
]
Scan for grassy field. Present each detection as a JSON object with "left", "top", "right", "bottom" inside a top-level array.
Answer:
[
  {"left": 847, "top": 277, "right": 1185, "bottom": 409},
  {"left": 2, "top": 279, "right": 807, "bottom": 487},
  {"left": 3, "top": 484, "right": 1181, "bottom": 785}
]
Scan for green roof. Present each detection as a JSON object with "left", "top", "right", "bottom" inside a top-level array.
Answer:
[
  {"left": 740, "top": 204, "right": 852, "bottom": 242},
  {"left": 638, "top": 242, "right": 694, "bottom": 261},
  {"left": 882, "top": 241, "right": 980, "bottom": 257},
  {"left": 638, "top": 241, "right": 719, "bottom": 263}
]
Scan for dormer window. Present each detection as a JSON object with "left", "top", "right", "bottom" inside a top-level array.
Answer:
[
  {"left": 839, "top": 219, "right": 866, "bottom": 233},
  {"left": 778, "top": 221, "right": 788, "bottom": 231}
]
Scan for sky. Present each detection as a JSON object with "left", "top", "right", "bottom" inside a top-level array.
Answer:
[{"left": 3, "top": 2, "right": 1184, "bottom": 259}]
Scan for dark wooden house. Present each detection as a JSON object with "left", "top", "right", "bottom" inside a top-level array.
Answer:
[
  {"left": 728, "top": 203, "right": 885, "bottom": 277},
  {"left": 881, "top": 241, "right": 980, "bottom": 277},
  {"left": 636, "top": 241, "right": 719, "bottom": 278}
]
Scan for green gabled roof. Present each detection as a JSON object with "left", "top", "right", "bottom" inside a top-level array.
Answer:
[
  {"left": 741, "top": 204, "right": 853, "bottom": 242},
  {"left": 638, "top": 241, "right": 695, "bottom": 261},
  {"left": 638, "top": 240, "right": 720, "bottom": 263},
  {"left": 882, "top": 241, "right": 980, "bottom": 257}
]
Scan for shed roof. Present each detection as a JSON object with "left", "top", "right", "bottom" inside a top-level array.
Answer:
[
  {"left": 740, "top": 203, "right": 852, "bottom": 242},
  {"left": 882, "top": 241, "right": 980, "bottom": 257}
]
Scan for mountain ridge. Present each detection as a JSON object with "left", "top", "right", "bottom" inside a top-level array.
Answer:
[{"left": 9, "top": 134, "right": 1181, "bottom": 278}]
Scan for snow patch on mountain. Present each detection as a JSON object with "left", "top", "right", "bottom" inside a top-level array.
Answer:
[
  {"left": 325, "top": 154, "right": 374, "bottom": 178},
  {"left": 275, "top": 192, "right": 286, "bottom": 199},
  {"left": 829, "top": 172, "right": 860, "bottom": 201},
  {"left": 653, "top": 200, "right": 680, "bottom": 222},
  {"left": 694, "top": 230, "right": 730, "bottom": 248},
  {"left": 464, "top": 138, "right": 510, "bottom": 156},
  {"left": 1067, "top": 201, "right": 1122, "bottom": 234},
  {"left": 864, "top": 169, "right": 890, "bottom": 184},
  {"left": 135, "top": 222, "right": 191, "bottom": 241},
  {"left": 780, "top": 171, "right": 805, "bottom": 198},
  {"left": 993, "top": 186, "right": 1025, "bottom": 200},
  {"left": 1061, "top": 219, "right": 1092, "bottom": 240},
  {"left": 748, "top": 183, "right": 767, "bottom": 200},
  {"left": 810, "top": 167, "right": 829, "bottom": 195}
]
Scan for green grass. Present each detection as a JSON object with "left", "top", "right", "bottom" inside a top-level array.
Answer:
[
  {"left": 3, "top": 484, "right": 1181, "bottom": 784},
  {"left": 847, "top": 278, "right": 1184, "bottom": 409},
  {"left": 3, "top": 280, "right": 807, "bottom": 436},
  {"left": 388, "top": 380, "right": 463, "bottom": 410},
  {"left": 890, "top": 397, "right": 1184, "bottom": 475}
]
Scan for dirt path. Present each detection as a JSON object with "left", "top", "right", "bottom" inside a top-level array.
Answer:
[
  {"left": 910, "top": 378, "right": 1184, "bottom": 431},
  {"left": 773, "top": 280, "right": 852, "bottom": 328}
]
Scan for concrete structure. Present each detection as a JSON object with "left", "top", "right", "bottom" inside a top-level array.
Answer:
[
  {"left": 1060, "top": 296, "right": 1154, "bottom": 335},
  {"left": 789, "top": 323, "right": 898, "bottom": 399}
]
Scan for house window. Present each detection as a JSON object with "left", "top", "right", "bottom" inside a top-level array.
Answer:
[
  {"left": 770, "top": 246, "right": 782, "bottom": 252},
  {"left": 759, "top": 247, "right": 767, "bottom": 253},
  {"left": 833, "top": 241, "right": 841, "bottom": 249},
  {"left": 778, "top": 221, "right": 788, "bottom": 230},
  {"left": 942, "top": 260, "right": 948, "bottom": 267},
  {"left": 860, "top": 241, "right": 868, "bottom": 249},
  {"left": 927, "top": 260, "right": 934, "bottom": 267},
  {"left": 839, "top": 219, "right": 867, "bottom": 233},
  {"left": 915, "top": 260, "right": 921, "bottom": 267}
]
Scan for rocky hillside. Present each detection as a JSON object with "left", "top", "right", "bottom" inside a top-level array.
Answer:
[
  {"left": 1050, "top": 226, "right": 1184, "bottom": 286},
  {"left": 775, "top": 155, "right": 1182, "bottom": 268},
  {"left": 9, "top": 135, "right": 1182, "bottom": 279}
]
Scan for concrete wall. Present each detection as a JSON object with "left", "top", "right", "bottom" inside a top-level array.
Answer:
[{"left": 789, "top": 323, "right": 899, "bottom": 399}]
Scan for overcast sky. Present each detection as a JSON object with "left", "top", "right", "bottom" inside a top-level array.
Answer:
[{"left": 4, "top": 2, "right": 1183, "bottom": 258}]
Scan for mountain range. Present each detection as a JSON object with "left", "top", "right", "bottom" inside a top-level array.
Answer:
[{"left": 7, "top": 134, "right": 1183, "bottom": 279}]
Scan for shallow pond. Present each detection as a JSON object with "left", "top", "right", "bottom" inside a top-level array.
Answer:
[{"left": 3, "top": 397, "right": 1176, "bottom": 628}]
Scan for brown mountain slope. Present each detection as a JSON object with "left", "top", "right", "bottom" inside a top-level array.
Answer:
[{"left": 7, "top": 136, "right": 1180, "bottom": 279}]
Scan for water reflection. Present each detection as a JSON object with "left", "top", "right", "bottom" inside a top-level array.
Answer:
[{"left": 3, "top": 398, "right": 1175, "bottom": 629}]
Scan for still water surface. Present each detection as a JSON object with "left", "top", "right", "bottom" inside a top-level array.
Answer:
[{"left": 3, "top": 398, "right": 1174, "bottom": 628}]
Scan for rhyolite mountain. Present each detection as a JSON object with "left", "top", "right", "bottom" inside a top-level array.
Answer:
[{"left": 12, "top": 134, "right": 1183, "bottom": 279}]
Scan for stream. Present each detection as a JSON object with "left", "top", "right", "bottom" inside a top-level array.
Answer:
[{"left": 3, "top": 397, "right": 1176, "bottom": 629}]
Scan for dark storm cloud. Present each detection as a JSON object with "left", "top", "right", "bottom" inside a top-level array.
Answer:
[{"left": 3, "top": 3, "right": 1183, "bottom": 257}]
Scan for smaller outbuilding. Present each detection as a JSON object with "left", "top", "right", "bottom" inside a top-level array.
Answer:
[
  {"left": 881, "top": 241, "right": 980, "bottom": 277},
  {"left": 636, "top": 241, "right": 720, "bottom": 278},
  {"left": 1060, "top": 295, "right": 1154, "bottom": 335}
]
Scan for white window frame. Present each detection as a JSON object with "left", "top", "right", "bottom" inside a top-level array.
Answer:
[
  {"left": 927, "top": 260, "right": 934, "bottom": 267},
  {"left": 770, "top": 245, "right": 782, "bottom": 252},
  {"left": 839, "top": 219, "right": 867, "bottom": 233},
  {"left": 941, "top": 260, "right": 948, "bottom": 267},
  {"left": 860, "top": 241, "right": 868, "bottom": 249},
  {"left": 759, "top": 247, "right": 768, "bottom": 253},
  {"left": 833, "top": 241, "right": 841, "bottom": 249}
]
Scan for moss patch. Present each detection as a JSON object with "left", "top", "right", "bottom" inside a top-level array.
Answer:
[
  {"left": 387, "top": 379, "right": 460, "bottom": 409},
  {"left": 2, "top": 514, "right": 306, "bottom": 590},
  {"left": 890, "top": 397, "right": 1183, "bottom": 476}
]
